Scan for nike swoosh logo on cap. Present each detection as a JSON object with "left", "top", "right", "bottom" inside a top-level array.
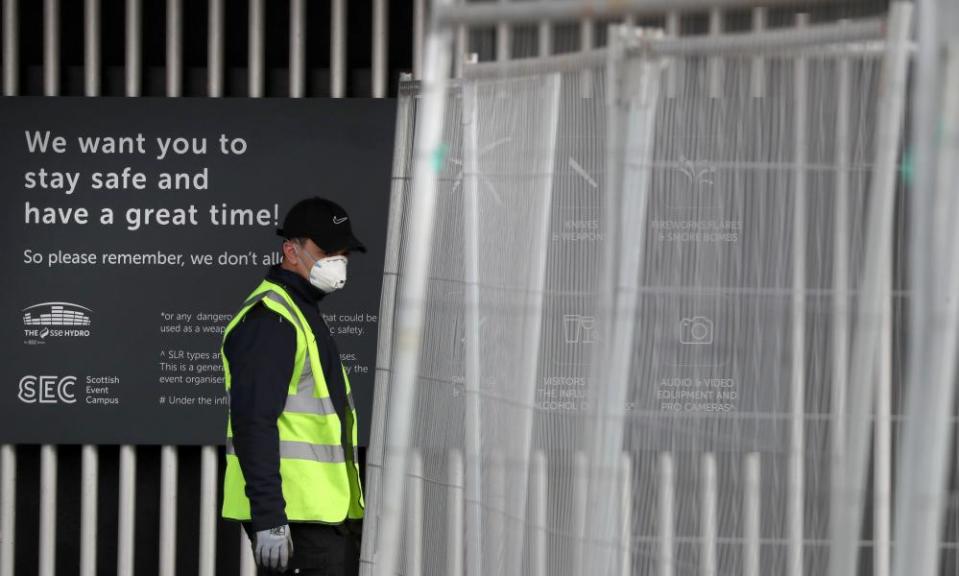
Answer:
[{"left": 333, "top": 216, "right": 348, "bottom": 224}]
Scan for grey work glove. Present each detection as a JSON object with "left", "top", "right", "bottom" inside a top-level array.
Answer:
[{"left": 254, "top": 524, "right": 293, "bottom": 573}]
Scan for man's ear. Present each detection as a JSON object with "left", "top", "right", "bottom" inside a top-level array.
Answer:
[{"left": 282, "top": 240, "right": 300, "bottom": 264}]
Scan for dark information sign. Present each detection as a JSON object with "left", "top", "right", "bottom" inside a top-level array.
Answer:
[{"left": 0, "top": 98, "right": 395, "bottom": 445}]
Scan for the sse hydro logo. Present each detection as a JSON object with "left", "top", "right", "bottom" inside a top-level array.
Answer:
[
  {"left": 22, "top": 302, "right": 93, "bottom": 345},
  {"left": 18, "top": 375, "right": 78, "bottom": 404}
]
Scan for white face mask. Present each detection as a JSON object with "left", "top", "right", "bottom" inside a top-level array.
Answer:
[{"left": 297, "top": 246, "right": 348, "bottom": 293}]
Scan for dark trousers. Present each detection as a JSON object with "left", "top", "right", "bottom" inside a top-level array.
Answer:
[{"left": 245, "top": 521, "right": 361, "bottom": 576}]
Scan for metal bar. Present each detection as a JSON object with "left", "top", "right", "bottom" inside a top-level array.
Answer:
[
  {"left": 126, "top": 0, "right": 141, "bottom": 96},
  {"left": 358, "top": 73, "right": 415, "bottom": 576},
  {"left": 658, "top": 453, "right": 675, "bottom": 576},
  {"left": 454, "top": 26, "right": 467, "bottom": 78},
  {"left": 462, "top": 74, "right": 484, "bottom": 576},
  {"left": 166, "top": 0, "right": 181, "bottom": 97},
  {"left": 830, "top": 26, "right": 851, "bottom": 576},
  {"left": 1, "top": 446, "right": 15, "bottom": 576},
  {"left": 290, "top": 0, "right": 305, "bottom": 97},
  {"left": 876, "top": 287, "right": 892, "bottom": 576},
  {"left": 85, "top": 0, "right": 100, "bottom": 96},
  {"left": 573, "top": 452, "right": 588, "bottom": 575},
  {"left": 701, "top": 453, "right": 717, "bottom": 576},
  {"left": 373, "top": 0, "right": 388, "bottom": 97},
  {"left": 585, "top": 26, "right": 659, "bottom": 576},
  {"left": 81, "top": 446, "right": 98, "bottom": 576},
  {"left": 538, "top": 20, "right": 551, "bottom": 58},
  {"left": 160, "top": 2, "right": 182, "bottom": 568},
  {"left": 198, "top": 447, "right": 217, "bottom": 576},
  {"left": 644, "top": 17, "right": 885, "bottom": 56},
  {"left": 580, "top": 18, "right": 594, "bottom": 96},
  {"left": 788, "top": 15, "right": 808, "bottom": 576},
  {"left": 208, "top": 0, "right": 224, "bottom": 97},
  {"left": 435, "top": 0, "right": 832, "bottom": 27},
  {"left": 447, "top": 450, "right": 464, "bottom": 576},
  {"left": 40, "top": 6, "right": 59, "bottom": 571},
  {"left": 118, "top": 7, "right": 141, "bottom": 575},
  {"left": 744, "top": 453, "right": 761, "bottom": 576},
  {"left": 372, "top": 2, "right": 454, "bottom": 572},
  {"left": 463, "top": 16, "right": 887, "bottom": 80},
  {"left": 39, "top": 446, "right": 56, "bottom": 576},
  {"left": 464, "top": 51, "right": 604, "bottom": 80},
  {"left": 240, "top": 527, "right": 256, "bottom": 576},
  {"left": 44, "top": 0, "right": 58, "bottom": 96},
  {"left": 413, "top": 0, "right": 425, "bottom": 79},
  {"left": 159, "top": 446, "right": 178, "bottom": 576},
  {"left": 902, "top": 0, "right": 939, "bottom": 530},
  {"left": 487, "top": 454, "right": 506, "bottom": 575},
  {"left": 665, "top": 11, "right": 679, "bottom": 98},
  {"left": 506, "top": 69, "right": 561, "bottom": 576},
  {"left": 248, "top": 0, "right": 264, "bottom": 97},
  {"left": 751, "top": 7, "right": 766, "bottom": 98},
  {"left": 708, "top": 8, "right": 722, "bottom": 98},
  {"left": 331, "top": 0, "right": 346, "bottom": 97},
  {"left": 620, "top": 454, "right": 633, "bottom": 576},
  {"left": 81, "top": 4, "right": 101, "bottom": 575},
  {"left": 532, "top": 451, "right": 547, "bottom": 576},
  {"left": 118, "top": 445, "right": 136, "bottom": 576},
  {"left": 832, "top": 5, "right": 913, "bottom": 576},
  {"left": 497, "top": 2, "right": 510, "bottom": 62},
  {"left": 3, "top": 0, "right": 17, "bottom": 96},
  {"left": 405, "top": 452, "right": 423, "bottom": 576},
  {"left": 892, "top": 26, "right": 959, "bottom": 576}
]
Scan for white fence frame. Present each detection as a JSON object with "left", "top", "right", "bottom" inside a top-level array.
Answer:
[{"left": 361, "top": 3, "right": 925, "bottom": 576}]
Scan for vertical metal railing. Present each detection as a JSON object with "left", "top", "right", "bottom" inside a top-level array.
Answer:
[
  {"left": 241, "top": 2, "right": 265, "bottom": 574},
  {"left": 497, "top": 1, "right": 510, "bottom": 62},
  {"left": 658, "top": 452, "right": 675, "bottom": 576},
  {"left": 447, "top": 450, "right": 465, "bottom": 576},
  {"left": 832, "top": 5, "right": 912, "bottom": 576},
  {"left": 413, "top": 0, "right": 425, "bottom": 79},
  {"left": 118, "top": 1, "right": 142, "bottom": 574},
  {"left": 0, "top": 443, "right": 13, "bottom": 576},
  {"left": 700, "top": 454, "right": 718, "bottom": 576},
  {"left": 373, "top": 0, "right": 389, "bottom": 97},
  {"left": 82, "top": 3, "right": 101, "bottom": 574},
  {"left": 2, "top": 0, "right": 16, "bottom": 96},
  {"left": 618, "top": 454, "right": 632, "bottom": 576},
  {"left": 208, "top": 0, "right": 223, "bottom": 97},
  {"left": 158, "top": 2, "right": 184, "bottom": 571},
  {"left": 249, "top": 0, "right": 264, "bottom": 98},
  {"left": 830, "top": 21, "right": 851, "bottom": 576},
  {"left": 750, "top": 7, "right": 766, "bottom": 97},
  {"left": 788, "top": 14, "right": 808, "bottom": 576},
  {"left": 743, "top": 453, "right": 761, "bottom": 576},
  {"left": 40, "top": 3, "right": 60, "bottom": 575},
  {"left": 200, "top": 23, "right": 224, "bottom": 576},
  {"left": 331, "top": 0, "right": 347, "bottom": 97},
  {"left": 290, "top": 0, "right": 306, "bottom": 98}
]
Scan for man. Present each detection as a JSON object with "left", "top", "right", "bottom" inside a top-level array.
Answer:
[{"left": 221, "top": 197, "right": 366, "bottom": 575}]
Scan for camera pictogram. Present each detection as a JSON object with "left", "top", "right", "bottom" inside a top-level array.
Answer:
[{"left": 678, "top": 316, "right": 713, "bottom": 345}]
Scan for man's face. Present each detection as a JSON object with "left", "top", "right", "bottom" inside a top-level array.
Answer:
[{"left": 284, "top": 238, "right": 349, "bottom": 282}]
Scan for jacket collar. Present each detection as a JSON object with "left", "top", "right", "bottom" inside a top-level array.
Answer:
[{"left": 266, "top": 265, "right": 325, "bottom": 306}]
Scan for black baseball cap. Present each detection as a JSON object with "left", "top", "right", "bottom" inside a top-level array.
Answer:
[{"left": 276, "top": 197, "right": 367, "bottom": 253}]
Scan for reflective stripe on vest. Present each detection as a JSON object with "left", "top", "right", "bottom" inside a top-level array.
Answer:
[
  {"left": 240, "top": 290, "right": 354, "bottom": 417},
  {"left": 225, "top": 438, "right": 358, "bottom": 464}
]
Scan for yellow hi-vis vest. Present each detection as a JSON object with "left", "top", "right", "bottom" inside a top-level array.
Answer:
[{"left": 221, "top": 279, "right": 364, "bottom": 523}]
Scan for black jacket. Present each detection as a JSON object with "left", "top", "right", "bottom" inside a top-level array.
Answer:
[{"left": 224, "top": 265, "right": 352, "bottom": 531}]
